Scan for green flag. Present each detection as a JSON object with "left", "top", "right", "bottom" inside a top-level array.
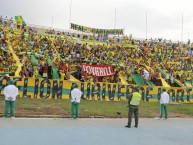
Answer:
[{"left": 15, "top": 15, "right": 25, "bottom": 25}]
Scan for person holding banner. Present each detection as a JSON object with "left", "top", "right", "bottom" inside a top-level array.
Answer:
[
  {"left": 125, "top": 88, "right": 142, "bottom": 128},
  {"left": 3, "top": 80, "right": 18, "bottom": 119},
  {"left": 70, "top": 83, "right": 82, "bottom": 119}
]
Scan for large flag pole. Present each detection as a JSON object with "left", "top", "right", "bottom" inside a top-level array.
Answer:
[
  {"left": 51, "top": 16, "right": 53, "bottom": 29},
  {"left": 146, "top": 12, "right": 148, "bottom": 39},
  {"left": 181, "top": 13, "right": 183, "bottom": 43},
  {"left": 69, "top": 0, "right": 72, "bottom": 29},
  {"left": 114, "top": 7, "right": 116, "bottom": 29}
]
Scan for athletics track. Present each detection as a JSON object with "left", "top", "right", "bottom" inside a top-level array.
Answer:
[{"left": 0, "top": 118, "right": 193, "bottom": 145}]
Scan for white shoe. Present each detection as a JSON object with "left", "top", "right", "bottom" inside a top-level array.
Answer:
[
  {"left": 11, "top": 117, "right": 15, "bottom": 119},
  {"left": 154, "top": 117, "right": 161, "bottom": 120}
]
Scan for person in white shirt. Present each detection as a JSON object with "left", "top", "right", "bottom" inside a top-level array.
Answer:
[
  {"left": 143, "top": 69, "right": 149, "bottom": 80},
  {"left": 159, "top": 88, "right": 170, "bottom": 119},
  {"left": 70, "top": 83, "right": 82, "bottom": 119},
  {"left": 3, "top": 80, "right": 18, "bottom": 118}
]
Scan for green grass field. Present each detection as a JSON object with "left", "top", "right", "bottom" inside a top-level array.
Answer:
[{"left": 0, "top": 97, "right": 193, "bottom": 118}]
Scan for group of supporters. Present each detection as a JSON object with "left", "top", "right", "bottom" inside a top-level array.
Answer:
[{"left": 1, "top": 15, "right": 193, "bottom": 87}]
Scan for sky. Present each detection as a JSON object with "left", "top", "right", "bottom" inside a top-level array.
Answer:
[{"left": 1, "top": 0, "right": 193, "bottom": 42}]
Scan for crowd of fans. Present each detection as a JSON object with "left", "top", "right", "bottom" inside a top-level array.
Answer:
[
  {"left": 1, "top": 15, "right": 193, "bottom": 87},
  {"left": 0, "top": 16, "right": 17, "bottom": 75}
]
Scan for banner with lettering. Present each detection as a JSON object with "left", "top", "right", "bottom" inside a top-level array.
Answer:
[
  {"left": 70, "top": 23, "right": 124, "bottom": 35},
  {"left": 0, "top": 76, "right": 192, "bottom": 102},
  {"left": 82, "top": 64, "right": 114, "bottom": 77}
]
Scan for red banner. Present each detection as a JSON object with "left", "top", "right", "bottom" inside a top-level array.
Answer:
[{"left": 82, "top": 64, "right": 114, "bottom": 77}]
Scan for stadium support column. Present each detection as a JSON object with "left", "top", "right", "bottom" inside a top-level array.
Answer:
[
  {"left": 51, "top": 16, "right": 53, "bottom": 29},
  {"left": 69, "top": 0, "right": 72, "bottom": 29},
  {"left": 114, "top": 7, "right": 116, "bottom": 29},
  {"left": 146, "top": 12, "right": 148, "bottom": 40},
  {"left": 181, "top": 14, "right": 183, "bottom": 43}
]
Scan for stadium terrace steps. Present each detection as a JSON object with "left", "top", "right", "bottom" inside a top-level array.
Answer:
[
  {"left": 185, "top": 80, "right": 193, "bottom": 87},
  {"left": 131, "top": 74, "right": 144, "bottom": 86},
  {"left": 8, "top": 44, "right": 22, "bottom": 77},
  {"left": 119, "top": 74, "right": 129, "bottom": 85},
  {"left": 70, "top": 75, "right": 80, "bottom": 82},
  {"left": 160, "top": 77, "right": 170, "bottom": 87},
  {"left": 157, "top": 67, "right": 184, "bottom": 87},
  {"left": 131, "top": 74, "right": 156, "bottom": 86},
  {"left": 146, "top": 80, "right": 156, "bottom": 86}
]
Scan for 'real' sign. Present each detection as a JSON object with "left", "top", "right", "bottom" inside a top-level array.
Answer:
[{"left": 70, "top": 23, "right": 124, "bottom": 35}]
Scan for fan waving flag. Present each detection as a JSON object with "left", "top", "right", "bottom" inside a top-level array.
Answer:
[{"left": 15, "top": 16, "right": 25, "bottom": 25}]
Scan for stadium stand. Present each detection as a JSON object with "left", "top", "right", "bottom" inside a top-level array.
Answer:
[{"left": 0, "top": 15, "right": 193, "bottom": 88}]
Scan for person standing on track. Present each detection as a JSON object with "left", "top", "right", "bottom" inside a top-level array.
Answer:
[
  {"left": 3, "top": 80, "right": 18, "bottom": 119},
  {"left": 70, "top": 83, "right": 82, "bottom": 119},
  {"left": 125, "top": 87, "right": 142, "bottom": 128},
  {"left": 159, "top": 88, "right": 170, "bottom": 119}
]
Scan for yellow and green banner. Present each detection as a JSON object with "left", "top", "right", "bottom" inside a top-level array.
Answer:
[
  {"left": 70, "top": 23, "right": 124, "bottom": 35},
  {"left": 14, "top": 15, "right": 25, "bottom": 25},
  {"left": 0, "top": 76, "right": 192, "bottom": 102}
]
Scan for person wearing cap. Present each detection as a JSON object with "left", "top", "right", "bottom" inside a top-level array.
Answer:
[
  {"left": 159, "top": 88, "right": 170, "bottom": 119},
  {"left": 3, "top": 80, "right": 18, "bottom": 118},
  {"left": 70, "top": 83, "right": 82, "bottom": 119},
  {"left": 125, "top": 87, "right": 142, "bottom": 128}
]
